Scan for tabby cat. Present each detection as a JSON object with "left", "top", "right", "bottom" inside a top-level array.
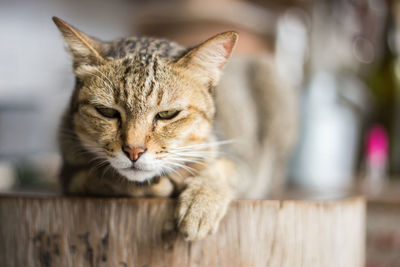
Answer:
[{"left": 53, "top": 17, "right": 241, "bottom": 241}]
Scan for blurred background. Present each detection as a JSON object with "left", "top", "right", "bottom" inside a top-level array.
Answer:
[{"left": 0, "top": 0, "right": 400, "bottom": 265}]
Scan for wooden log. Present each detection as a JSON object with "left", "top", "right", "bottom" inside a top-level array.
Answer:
[
  {"left": 0, "top": 195, "right": 365, "bottom": 267},
  {"left": 366, "top": 201, "right": 400, "bottom": 266}
]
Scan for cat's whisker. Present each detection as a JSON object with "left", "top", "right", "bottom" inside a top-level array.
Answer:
[
  {"left": 163, "top": 151, "right": 211, "bottom": 160},
  {"left": 159, "top": 165, "right": 177, "bottom": 178},
  {"left": 170, "top": 140, "right": 235, "bottom": 151},
  {"left": 168, "top": 149, "right": 216, "bottom": 154},
  {"left": 90, "top": 159, "right": 112, "bottom": 177},
  {"left": 160, "top": 163, "right": 191, "bottom": 179},
  {"left": 102, "top": 165, "right": 117, "bottom": 180},
  {"left": 162, "top": 161, "right": 197, "bottom": 176},
  {"left": 63, "top": 144, "right": 101, "bottom": 158},
  {"left": 59, "top": 129, "right": 107, "bottom": 156},
  {"left": 167, "top": 152, "right": 212, "bottom": 160},
  {"left": 163, "top": 167, "right": 185, "bottom": 180},
  {"left": 89, "top": 158, "right": 107, "bottom": 167},
  {"left": 162, "top": 156, "right": 207, "bottom": 166},
  {"left": 168, "top": 145, "right": 228, "bottom": 158},
  {"left": 90, "top": 158, "right": 109, "bottom": 169},
  {"left": 159, "top": 152, "right": 206, "bottom": 159}
]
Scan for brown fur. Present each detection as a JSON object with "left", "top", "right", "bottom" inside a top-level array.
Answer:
[{"left": 54, "top": 17, "right": 240, "bottom": 240}]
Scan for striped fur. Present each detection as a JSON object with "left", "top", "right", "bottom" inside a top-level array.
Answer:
[{"left": 54, "top": 17, "right": 240, "bottom": 240}]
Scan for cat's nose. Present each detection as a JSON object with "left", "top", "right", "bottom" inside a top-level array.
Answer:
[{"left": 122, "top": 145, "right": 147, "bottom": 162}]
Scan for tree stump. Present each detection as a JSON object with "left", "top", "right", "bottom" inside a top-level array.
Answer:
[{"left": 0, "top": 194, "right": 365, "bottom": 267}]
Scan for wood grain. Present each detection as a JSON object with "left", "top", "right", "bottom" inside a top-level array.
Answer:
[{"left": 0, "top": 195, "right": 365, "bottom": 267}]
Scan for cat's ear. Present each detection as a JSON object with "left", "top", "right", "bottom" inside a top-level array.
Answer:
[
  {"left": 52, "top": 16, "right": 105, "bottom": 67},
  {"left": 176, "top": 31, "right": 238, "bottom": 86}
]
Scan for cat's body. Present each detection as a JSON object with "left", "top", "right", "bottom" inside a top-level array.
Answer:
[{"left": 215, "top": 55, "right": 297, "bottom": 198}]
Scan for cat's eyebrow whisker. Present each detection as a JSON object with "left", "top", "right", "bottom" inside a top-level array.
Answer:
[
  {"left": 95, "top": 69, "right": 116, "bottom": 91},
  {"left": 81, "top": 70, "right": 114, "bottom": 94}
]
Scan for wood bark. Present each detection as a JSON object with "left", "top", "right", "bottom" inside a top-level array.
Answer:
[{"left": 0, "top": 195, "right": 365, "bottom": 267}]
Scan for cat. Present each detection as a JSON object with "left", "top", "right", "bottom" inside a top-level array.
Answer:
[
  {"left": 53, "top": 17, "right": 241, "bottom": 241},
  {"left": 53, "top": 16, "right": 298, "bottom": 241}
]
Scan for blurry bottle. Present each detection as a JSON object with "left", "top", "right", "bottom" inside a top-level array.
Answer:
[
  {"left": 290, "top": 71, "right": 367, "bottom": 192},
  {"left": 289, "top": 0, "right": 370, "bottom": 193}
]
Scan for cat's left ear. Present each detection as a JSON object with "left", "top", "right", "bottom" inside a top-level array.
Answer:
[
  {"left": 176, "top": 32, "right": 238, "bottom": 86},
  {"left": 52, "top": 16, "right": 105, "bottom": 67}
]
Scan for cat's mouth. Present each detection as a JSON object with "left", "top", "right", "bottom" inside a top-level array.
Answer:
[
  {"left": 125, "top": 166, "right": 147, "bottom": 171},
  {"left": 107, "top": 152, "right": 161, "bottom": 182},
  {"left": 122, "top": 164, "right": 154, "bottom": 172},
  {"left": 117, "top": 165, "right": 159, "bottom": 183},
  {"left": 128, "top": 166, "right": 141, "bottom": 171}
]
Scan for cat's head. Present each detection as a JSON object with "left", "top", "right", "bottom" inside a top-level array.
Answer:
[{"left": 53, "top": 17, "right": 238, "bottom": 182}]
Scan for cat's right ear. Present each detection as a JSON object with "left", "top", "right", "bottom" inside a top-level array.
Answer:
[
  {"left": 52, "top": 17, "right": 105, "bottom": 67},
  {"left": 176, "top": 32, "right": 238, "bottom": 87}
]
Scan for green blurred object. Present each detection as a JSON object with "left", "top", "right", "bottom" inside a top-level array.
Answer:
[
  {"left": 367, "top": 7, "right": 400, "bottom": 177},
  {"left": 13, "top": 160, "right": 57, "bottom": 190}
]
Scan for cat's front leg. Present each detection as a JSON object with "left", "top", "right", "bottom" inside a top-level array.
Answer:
[{"left": 175, "top": 158, "right": 237, "bottom": 241}]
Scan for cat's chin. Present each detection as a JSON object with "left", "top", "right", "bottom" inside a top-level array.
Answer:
[{"left": 117, "top": 168, "right": 159, "bottom": 183}]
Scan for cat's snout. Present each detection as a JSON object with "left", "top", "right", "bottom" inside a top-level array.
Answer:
[{"left": 122, "top": 145, "right": 147, "bottom": 162}]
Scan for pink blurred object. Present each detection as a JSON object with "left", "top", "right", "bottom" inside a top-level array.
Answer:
[
  {"left": 366, "top": 125, "right": 389, "bottom": 166},
  {"left": 364, "top": 124, "right": 389, "bottom": 195}
]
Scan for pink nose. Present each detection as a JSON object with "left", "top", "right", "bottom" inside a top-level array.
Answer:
[{"left": 122, "top": 146, "right": 146, "bottom": 162}]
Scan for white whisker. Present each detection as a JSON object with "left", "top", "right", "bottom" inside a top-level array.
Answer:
[
  {"left": 171, "top": 140, "right": 235, "bottom": 151},
  {"left": 80, "top": 70, "right": 114, "bottom": 94},
  {"left": 95, "top": 69, "right": 116, "bottom": 92}
]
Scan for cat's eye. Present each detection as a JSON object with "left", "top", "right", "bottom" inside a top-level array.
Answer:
[
  {"left": 156, "top": 110, "right": 180, "bottom": 120},
  {"left": 95, "top": 107, "right": 120, "bottom": 119}
]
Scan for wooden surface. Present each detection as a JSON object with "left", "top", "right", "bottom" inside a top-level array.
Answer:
[
  {"left": 0, "top": 195, "right": 365, "bottom": 267},
  {"left": 366, "top": 201, "right": 400, "bottom": 267}
]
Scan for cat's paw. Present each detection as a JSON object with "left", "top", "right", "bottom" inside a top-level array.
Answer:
[{"left": 175, "top": 179, "right": 231, "bottom": 241}]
